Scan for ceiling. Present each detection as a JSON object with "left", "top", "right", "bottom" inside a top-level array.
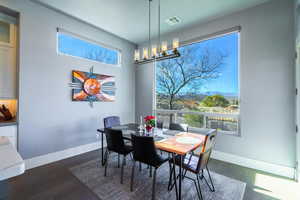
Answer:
[{"left": 34, "top": 0, "right": 271, "bottom": 44}]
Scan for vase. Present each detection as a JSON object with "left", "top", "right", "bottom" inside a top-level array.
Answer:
[{"left": 145, "top": 126, "right": 153, "bottom": 135}]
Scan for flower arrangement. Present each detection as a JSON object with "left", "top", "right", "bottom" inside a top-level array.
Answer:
[{"left": 144, "top": 115, "right": 155, "bottom": 132}]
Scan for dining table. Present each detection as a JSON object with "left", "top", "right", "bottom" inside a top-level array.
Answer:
[{"left": 97, "top": 123, "right": 209, "bottom": 200}]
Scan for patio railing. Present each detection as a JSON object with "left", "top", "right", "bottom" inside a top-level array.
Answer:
[{"left": 154, "top": 109, "right": 240, "bottom": 136}]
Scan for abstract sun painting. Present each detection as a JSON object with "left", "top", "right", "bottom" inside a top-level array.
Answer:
[{"left": 71, "top": 70, "right": 116, "bottom": 102}]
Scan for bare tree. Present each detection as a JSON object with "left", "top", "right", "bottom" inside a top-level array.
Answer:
[
  {"left": 156, "top": 45, "right": 227, "bottom": 111},
  {"left": 85, "top": 48, "right": 115, "bottom": 63}
]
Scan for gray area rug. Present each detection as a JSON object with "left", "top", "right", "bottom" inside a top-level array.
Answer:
[{"left": 70, "top": 155, "right": 246, "bottom": 200}]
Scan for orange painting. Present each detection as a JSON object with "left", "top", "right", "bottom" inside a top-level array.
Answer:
[{"left": 72, "top": 70, "right": 116, "bottom": 102}]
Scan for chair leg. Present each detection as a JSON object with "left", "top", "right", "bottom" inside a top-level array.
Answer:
[
  {"left": 118, "top": 154, "right": 120, "bottom": 168},
  {"left": 130, "top": 161, "right": 136, "bottom": 191},
  {"left": 139, "top": 162, "right": 142, "bottom": 171},
  {"left": 150, "top": 166, "right": 152, "bottom": 177},
  {"left": 203, "top": 166, "right": 215, "bottom": 192},
  {"left": 152, "top": 168, "right": 157, "bottom": 200},
  {"left": 183, "top": 169, "right": 188, "bottom": 180},
  {"left": 196, "top": 174, "right": 204, "bottom": 200},
  {"left": 200, "top": 169, "right": 204, "bottom": 179},
  {"left": 168, "top": 161, "right": 172, "bottom": 190},
  {"left": 193, "top": 179, "right": 201, "bottom": 200},
  {"left": 121, "top": 155, "right": 126, "bottom": 184},
  {"left": 104, "top": 151, "right": 110, "bottom": 176},
  {"left": 168, "top": 163, "right": 175, "bottom": 191},
  {"left": 129, "top": 153, "right": 133, "bottom": 160}
]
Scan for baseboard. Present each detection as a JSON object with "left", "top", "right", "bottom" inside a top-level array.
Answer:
[
  {"left": 25, "top": 142, "right": 295, "bottom": 179},
  {"left": 25, "top": 142, "right": 101, "bottom": 170},
  {"left": 211, "top": 150, "right": 295, "bottom": 179}
]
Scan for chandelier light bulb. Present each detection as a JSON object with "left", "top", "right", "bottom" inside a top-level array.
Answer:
[
  {"left": 134, "top": 49, "right": 140, "bottom": 61},
  {"left": 161, "top": 41, "right": 168, "bottom": 52},
  {"left": 152, "top": 45, "right": 157, "bottom": 57},
  {"left": 143, "top": 47, "right": 149, "bottom": 59},
  {"left": 173, "top": 38, "right": 179, "bottom": 49}
]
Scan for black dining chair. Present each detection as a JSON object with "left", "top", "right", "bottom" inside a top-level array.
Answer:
[
  {"left": 104, "top": 128, "right": 133, "bottom": 184},
  {"left": 168, "top": 129, "right": 217, "bottom": 200},
  {"left": 103, "top": 116, "right": 123, "bottom": 167},
  {"left": 169, "top": 122, "right": 189, "bottom": 132},
  {"left": 156, "top": 121, "right": 163, "bottom": 129},
  {"left": 104, "top": 116, "right": 121, "bottom": 128},
  {"left": 130, "top": 134, "right": 170, "bottom": 200}
]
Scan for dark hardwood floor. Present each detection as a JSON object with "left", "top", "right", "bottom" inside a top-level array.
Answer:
[
  {"left": 2, "top": 151, "right": 100, "bottom": 200},
  {"left": 1, "top": 149, "right": 297, "bottom": 200}
]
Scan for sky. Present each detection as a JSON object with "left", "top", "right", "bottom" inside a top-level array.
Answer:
[
  {"left": 58, "top": 33, "right": 118, "bottom": 65},
  {"left": 157, "top": 32, "right": 239, "bottom": 95}
]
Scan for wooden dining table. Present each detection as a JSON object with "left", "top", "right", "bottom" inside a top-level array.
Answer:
[{"left": 97, "top": 124, "right": 208, "bottom": 200}]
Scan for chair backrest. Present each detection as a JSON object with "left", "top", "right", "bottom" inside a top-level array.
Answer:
[
  {"left": 156, "top": 121, "right": 163, "bottom": 129},
  {"left": 104, "top": 116, "right": 120, "bottom": 128},
  {"left": 169, "top": 123, "right": 188, "bottom": 132},
  {"left": 131, "top": 134, "right": 158, "bottom": 165},
  {"left": 105, "top": 128, "right": 126, "bottom": 154},
  {"left": 196, "top": 129, "right": 217, "bottom": 171}
]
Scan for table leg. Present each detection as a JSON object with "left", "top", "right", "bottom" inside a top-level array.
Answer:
[
  {"left": 179, "top": 155, "right": 182, "bottom": 200},
  {"left": 172, "top": 153, "right": 179, "bottom": 200}
]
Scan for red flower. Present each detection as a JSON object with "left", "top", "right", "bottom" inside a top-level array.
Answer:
[{"left": 144, "top": 115, "right": 155, "bottom": 121}]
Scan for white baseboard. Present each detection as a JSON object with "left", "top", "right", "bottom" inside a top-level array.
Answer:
[
  {"left": 211, "top": 150, "right": 295, "bottom": 179},
  {"left": 25, "top": 142, "right": 101, "bottom": 170},
  {"left": 24, "top": 141, "right": 295, "bottom": 179}
]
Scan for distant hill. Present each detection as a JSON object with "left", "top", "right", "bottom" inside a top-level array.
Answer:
[
  {"left": 157, "top": 92, "right": 238, "bottom": 100},
  {"left": 204, "top": 91, "right": 238, "bottom": 97}
]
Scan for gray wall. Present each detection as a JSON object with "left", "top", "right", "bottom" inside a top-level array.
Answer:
[
  {"left": 0, "top": 0, "right": 136, "bottom": 159},
  {"left": 135, "top": 62, "right": 154, "bottom": 121},
  {"left": 136, "top": 0, "right": 296, "bottom": 168}
]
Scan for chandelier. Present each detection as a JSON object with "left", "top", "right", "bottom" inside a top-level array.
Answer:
[{"left": 134, "top": 0, "right": 180, "bottom": 65}]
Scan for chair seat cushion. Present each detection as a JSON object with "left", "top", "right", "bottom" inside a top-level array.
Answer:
[
  {"left": 122, "top": 145, "right": 133, "bottom": 155},
  {"left": 171, "top": 154, "right": 200, "bottom": 173},
  {"left": 143, "top": 155, "right": 170, "bottom": 168}
]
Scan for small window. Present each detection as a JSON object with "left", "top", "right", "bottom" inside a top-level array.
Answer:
[{"left": 57, "top": 30, "right": 120, "bottom": 65}]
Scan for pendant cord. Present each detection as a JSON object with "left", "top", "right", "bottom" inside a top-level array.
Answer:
[
  {"left": 158, "top": 0, "right": 161, "bottom": 53},
  {"left": 148, "top": 0, "right": 151, "bottom": 55}
]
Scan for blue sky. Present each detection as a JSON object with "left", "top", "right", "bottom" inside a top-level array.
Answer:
[
  {"left": 199, "top": 32, "right": 239, "bottom": 94},
  {"left": 58, "top": 33, "right": 118, "bottom": 65},
  {"left": 157, "top": 32, "right": 239, "bottom": 95}
]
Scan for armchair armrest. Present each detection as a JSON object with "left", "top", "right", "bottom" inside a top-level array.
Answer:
[
  {"left": 123, "top": 136, "right": 132, "bottom": 141},
  {"left": 97, "top": 129, "right": 105, "bottom": 133}
]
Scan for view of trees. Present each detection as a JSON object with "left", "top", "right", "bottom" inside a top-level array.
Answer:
[
  {"left": 156, "top": 45, "right": 226, "bottom": 110},
  {"left": 156, "top": 32, "right": 239, "bottom": 132},
  {"left": 200, "top": 95, "right": 230, "bottom": 108}
]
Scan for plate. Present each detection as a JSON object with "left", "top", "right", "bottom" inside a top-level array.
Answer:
[{"left": 176, "top": 137, "right": 201, "bottom": 144}]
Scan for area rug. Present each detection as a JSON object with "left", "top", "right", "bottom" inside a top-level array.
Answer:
[{"left": 70, "top": 156, "right": 246, "bottom": 200}]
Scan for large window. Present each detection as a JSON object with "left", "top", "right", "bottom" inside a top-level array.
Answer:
[
  {"left": 155, "top": 31, "right": 239, "bottom": 135},
  {"left": 57, "top": 30, "right": 120, "bottom": 65}
]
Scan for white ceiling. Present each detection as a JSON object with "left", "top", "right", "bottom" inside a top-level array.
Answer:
[{"left": 34, "top": 0, "right": 271, "bottom": 44}]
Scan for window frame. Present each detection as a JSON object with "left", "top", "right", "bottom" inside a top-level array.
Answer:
[
  {"left": 56, "top": 28, "right": 122, "bottom": 67},
  {"left": 153, "top": 26, "right": 241, "bottom": 136}
]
